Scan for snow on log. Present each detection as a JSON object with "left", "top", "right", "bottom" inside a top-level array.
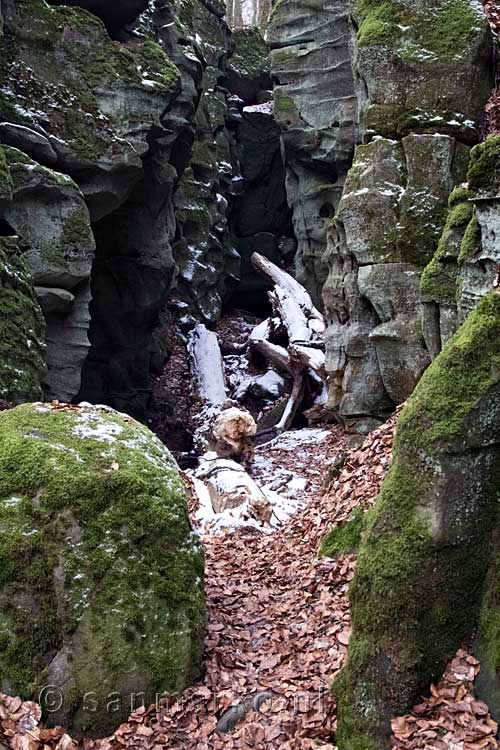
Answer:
[
  {"left": 290, "top": 344, "right": 326, "bottom": 377},
  {"left": 250, "top": 339, "right": 293, "bottom": 374},
  {"left": 195, "top": 456, "right": 271, "bottom": 517},
  {"left": 187, "top": 324, "right": 226, "bottom": 408},
  {"left": 270, "top": 286, "right": 312, "bottom": 344},
  {"left": 251, "top": 252, "right": 324, "bottom": 331}
]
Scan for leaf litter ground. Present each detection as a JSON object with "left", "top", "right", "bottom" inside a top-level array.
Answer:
[{"left": 2, "top": 412, "right": 499, "bottom": 750}]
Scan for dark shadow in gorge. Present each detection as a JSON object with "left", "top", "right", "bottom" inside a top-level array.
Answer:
[{"left": 77, "top": 139, "right": 179, "bottom": 421}]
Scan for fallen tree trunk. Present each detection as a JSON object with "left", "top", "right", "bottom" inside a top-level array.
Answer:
[
  {"left": 194, "top": 456, "right": 271, "bottom": 519},
  {"left": 248, "top": 253, "right": 328, "bottom": 435},
  {"left": 251, "top": 252, "right": 324, "bottom": 330}
]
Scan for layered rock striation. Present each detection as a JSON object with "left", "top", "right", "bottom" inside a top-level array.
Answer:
[{"left": 267, "top": 0, "right": 358, "bottom": 308}]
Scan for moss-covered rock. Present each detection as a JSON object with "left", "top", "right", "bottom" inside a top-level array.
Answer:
[
  {"left": 0, "top": 403, "right": 204, "bottom": 737},
  {"left": 320, "top": 507, "right": 367, "bottom": 557},
  {"left": 467, "top": 135, "right": 500, "bottom": 198},
  {"left": 0, "top": 0, "right": 180, "bottom": 218},
  {"left": 352, "top": 0, "right": 492, "bottom": 143},
  {"left": 229, "top": 27, "right": 269, "bottom": 79},
  {"left": 335, "top": 291, "right": 500, "bottom": 749},
  {"left": 0, "top": 237, "right": 46, "bottom": 403},
  {"left": 1, "top": 145, "right": 95, "bottom": 403},
  {"left": 421, "top": 187, "right": 474, "bottom": 304}
]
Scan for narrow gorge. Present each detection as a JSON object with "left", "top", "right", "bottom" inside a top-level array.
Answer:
[{"left": 1, "top": 1, "right": 500, "bottom": 749}]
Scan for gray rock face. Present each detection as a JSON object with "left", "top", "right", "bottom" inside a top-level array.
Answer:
[
  {"left": 1, "top": 0, "right": 250, "bottom": 416},
  {"left": 322, "top": 0, "right": 493, "bottom": 430},
  {"left": 229, "top": 105, "right": 294, "bottom": 312},
  {"left": 350, "top": 0, "right": 493, "bottom": 144},
  {"left": 267, "top": 0, "right": 358, "bottom": 308},
  {"left": 421, "top": 137, "right": 500, "bottom": 362},
  {"left": 1, "top": 146, "right": 94, "bottom": 402},
  {"left": 324, "top": 134, "right": 468, "bottom": 426}
]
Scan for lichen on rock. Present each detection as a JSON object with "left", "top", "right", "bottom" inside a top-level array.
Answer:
[{"left": 0, "top": 402, "right": 204, "bottom": 738}]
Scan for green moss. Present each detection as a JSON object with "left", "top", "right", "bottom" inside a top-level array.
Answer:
[
  {"left": 400, "top": 292, "right": 500, "bottom": 448},
  {"left": 356, "top": 0, "right": 485, "bottom": 62},
  {"left": 0, "top": 237, "right": 46, "bottom": 403},
  {"left": 63, "top": 209, "right": 94, "bottom": 247},
  {"left": 467, "top": 136, "right": 500, "bottom": 196},
  {"left": 335, "top": 292, "right": 500, "bottom": 749},
  {"left": 420, "top": 189, "right": 474, "bottom": 303},
  {"left": 0, "top": 0, "right": 180, "bottom": 163},
  {"left": 0, "top": 403, "right": 204, "bottom": 735},
  {"left": 458, "top": 213, "right": 481, "bottom": 265},
  {"left": 229, "top": 28, "right": 269, "bottom": 78},
  {"left": 320, "top": 507, "right": 368, "bottom": 557},
  {"left": 0, "top": 147, "right": 12, "bottom": 200}
]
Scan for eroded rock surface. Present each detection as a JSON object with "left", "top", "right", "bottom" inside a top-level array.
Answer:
[
  {"left": 322, "top": 0, "right": 493, "bottom": 431},
  {"left": 267, "top": 0, "right": 358, "bottom": 307},
  {"left": 335, "top": 291, "right": 500, "bottom": 749}
]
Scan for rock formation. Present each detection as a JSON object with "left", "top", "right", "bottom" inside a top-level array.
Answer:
[
  {"left": 48, "top": 0, "right": 150, "bottom": 33},
  {"left": 335, "top": 290, "right": 500, "bottom": 749},
  {"left": 322, "top": 0, "right": 493, "bottom": 432},
  {"left": 0, "top": 402, "right": 204, "bottom": 737},
  {"left": 266, "top": 0, "right": 358, "bottom": 308}
]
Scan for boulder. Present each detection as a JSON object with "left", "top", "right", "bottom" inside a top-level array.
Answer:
[
  {"left": 335, "top": 291, "right": 500, "bottom": 748},
  {"left": 0, "top": 403, "right": 204, "bottom": 738}
]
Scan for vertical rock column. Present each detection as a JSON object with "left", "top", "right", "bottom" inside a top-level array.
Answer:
[
  {"left": 266, "top": 0, "right": 358, "bottom": 308},
  {"left": 335, "top": 290, "right": 500, "bottom": 749}
]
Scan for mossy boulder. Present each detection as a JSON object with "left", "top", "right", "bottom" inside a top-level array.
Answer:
[
  {"left": 0, "top": 403, "right": 204, "bottom": 737},
  {"left": 0, "top": 237, "right": 46, "bottom": 403},
  {"left": 352, "top": 0, "right": 493, "bottom": 142},
  {"left": 335, "top": 291, "right": 500, "bottom": 749}
]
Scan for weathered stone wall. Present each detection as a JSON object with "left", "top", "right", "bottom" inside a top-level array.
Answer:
[
  {"left": 0, "top": 0, "right": 252, "bottom": 417},
  {"left": 322, "top": 0, "right": 493, "bottom": 432},
  {"left": 266, "top": 0, "right": 358, "bottom": 309}
]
